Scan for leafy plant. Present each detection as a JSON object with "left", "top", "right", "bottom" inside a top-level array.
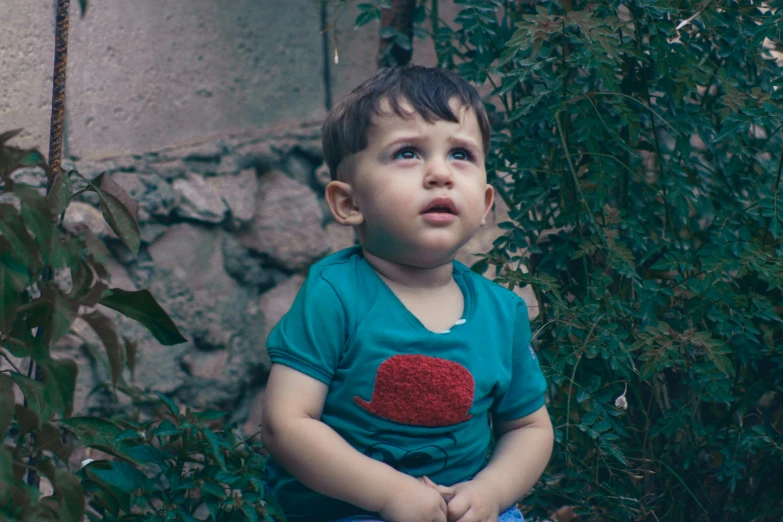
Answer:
[
  {"left": 348, "top": 0, "right": 783, "bottom": 520},
  {"left": 0, "top": 131, "right": 187, "bottom": 521},
  {"left": 73, "top": 392, "right": 284, "bottom": 522}
]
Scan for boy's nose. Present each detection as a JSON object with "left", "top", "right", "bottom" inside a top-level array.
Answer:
[{"left": 423, "top": 159, "right": 454, "bottom": 187}]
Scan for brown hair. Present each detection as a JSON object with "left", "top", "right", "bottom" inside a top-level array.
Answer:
[{"left": 322, "top": 64, "right": 491, "bottom": 181}]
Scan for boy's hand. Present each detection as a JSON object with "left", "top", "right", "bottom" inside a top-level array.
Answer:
[
  {"left": 421, "top": 476, "right": 500, "bottom": 522},
  {"left": 379, "top": 476, "right": 449, "bottom": 522}
]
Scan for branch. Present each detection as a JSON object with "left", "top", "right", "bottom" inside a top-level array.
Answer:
[
  {"left": 675, "top": 0, "right": 718, "bottom": 32},
  {"left": 0, "top": 350, "right": 23, "bottom": 374}
]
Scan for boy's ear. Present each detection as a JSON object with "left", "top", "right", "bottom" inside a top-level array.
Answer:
[
  {"left": 480, "top": 184, "right": 495, "bottom": 226},
  {"left": 325, "top": 180, "right": 364, "bottom": 226}
]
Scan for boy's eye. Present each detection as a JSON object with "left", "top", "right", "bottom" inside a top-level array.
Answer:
[
  {"left": 393, "top": 147, "right": 418, "bottom": 160},
  {"left": 450, "top": 148, "right": 472, "bottom": 161}
]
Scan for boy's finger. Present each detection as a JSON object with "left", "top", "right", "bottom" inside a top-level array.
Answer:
[
  {"left": 446, "top": 495, "right": 470, "bottom": 522},
  {"left": 421, "top": 476, "right": 455, "bottom": 501}
]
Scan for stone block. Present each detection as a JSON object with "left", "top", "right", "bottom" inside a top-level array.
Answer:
[
  {"left": 259, "top": 274, "right": 306, "bottom": 342},
  {"left": 239, "top": 170, "right": 329, "bottom": 270},
  {"left": 173, "top": 173, "right": 226, "bottom": 224}
]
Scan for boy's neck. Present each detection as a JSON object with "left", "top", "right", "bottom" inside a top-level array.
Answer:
[{"left": 361, "top": 247, "right": 454, "bottom": 290}]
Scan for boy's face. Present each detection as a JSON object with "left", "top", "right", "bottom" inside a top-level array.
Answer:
[{"left": 339, "top": 97, "right": 494, "bottom": 268}]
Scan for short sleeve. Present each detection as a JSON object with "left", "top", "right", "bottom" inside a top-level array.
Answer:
[
  {"left": 266, "top": 272, "right": 347, "bottom": 385},
  {"left": 491, "top": 299, "right": 547, "bottom": 421}
]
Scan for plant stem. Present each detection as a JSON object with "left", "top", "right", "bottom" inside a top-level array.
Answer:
[
  {"left": 430, "top": 0, "right": 440, "bottom": 66},
  {"left": 0, "top": 351, "right": 22, "bottom": 374}
]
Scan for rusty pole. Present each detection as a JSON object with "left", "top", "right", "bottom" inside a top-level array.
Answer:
[{"left": 47, "top": 0, "right": 71, "bottom": 188}]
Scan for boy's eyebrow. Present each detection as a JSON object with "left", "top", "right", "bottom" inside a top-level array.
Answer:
[{"left": 381, "top": 134, "right": 482, "bottom": 151}]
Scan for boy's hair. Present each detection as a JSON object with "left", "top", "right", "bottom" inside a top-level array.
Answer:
[{"left": 322, "top": 64, "right": 491, "bottom": 181}]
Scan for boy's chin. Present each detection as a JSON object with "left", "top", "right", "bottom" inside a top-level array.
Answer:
[{"left": 364, "top": 242, "right": 464, "bottom": 269}]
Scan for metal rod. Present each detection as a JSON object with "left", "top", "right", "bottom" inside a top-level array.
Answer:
[{"left": 47, "top": 0, "right": 71, "bottom": 187}]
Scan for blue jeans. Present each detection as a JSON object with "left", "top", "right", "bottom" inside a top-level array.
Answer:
[{"left": 331, "top": 505, "right": 525, "bottom": 521}]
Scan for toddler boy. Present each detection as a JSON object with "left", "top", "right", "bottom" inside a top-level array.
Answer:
[{"left": 260, "top": 65, "right": 553, "bottom": 522}]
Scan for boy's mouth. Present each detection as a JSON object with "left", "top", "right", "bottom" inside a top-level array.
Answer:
[{"left": 422, "top": 197, "right": 457, "bottom": 215}]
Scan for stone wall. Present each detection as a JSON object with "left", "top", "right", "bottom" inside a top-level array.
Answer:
[{"left": 10, "top": 120, "right": 526, "bottom": 432}]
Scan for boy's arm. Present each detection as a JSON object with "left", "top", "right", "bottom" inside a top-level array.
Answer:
[
  {"left": 476, "top": 405, "right": 554, "bottom": 508},
  {"left": 260, "top": 364, "right": 448, "bottom": 521},
  {"left": 441, "top": 405, "right": 553, "bottom": 522}
]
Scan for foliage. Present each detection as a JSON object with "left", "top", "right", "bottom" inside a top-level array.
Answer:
[
  {"left": 73, "top": 392, "right": 285, "bottom": 522},
  {"left": 0, "top": 131, "right": 187, "bottom": 520},
  {"left": 352, "top": 0, "right": 783, "bottom": 520}
]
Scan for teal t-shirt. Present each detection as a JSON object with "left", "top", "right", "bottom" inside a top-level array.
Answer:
[{"left": 266, "top": 247, "right": 546, "bottom": 521}]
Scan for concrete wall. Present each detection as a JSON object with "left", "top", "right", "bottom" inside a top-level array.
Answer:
[
  {"left": 1, "top": 0, "right": 58, "bottom": 154},
  {"left": 3, "top": 0, "right": 327, "bottom": 159},
  {"left": 2, "top": 0, "right": 461, "bottom": 160}
]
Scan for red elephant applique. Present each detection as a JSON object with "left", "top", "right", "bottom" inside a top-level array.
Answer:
[{"left": 354, "top": 354, "right": 475, "bottom": 427}]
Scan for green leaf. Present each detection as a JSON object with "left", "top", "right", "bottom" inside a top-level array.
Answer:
[
  {"left": 52, "top": 468, "right": 85, "bottom": 522},
  {"left": 98, "top": 288, "right": 187, "bottom": 345},
  {"left": 178, "top": 510, "right": 200, "bottom": 522},
  {"left": 156, "top": 392, "right": 180, "bottom": 417},
  {"left": 85, "top": 173, "right": 140, "bottom": 257},
  {"left": 0, "top": 374, "right": 14, "bottom": 438},
  {"left": 122, "top": 444, "right": 168, "bottom": 467},
  {"left": 0, "top": 142, "right": 46, "bottom": 179},
  {"left": 0, "top": 129, "right": 23, "bottom": 146},
  {"left": 40, "top": 286, "right": 78, "bottom": 347},
  {"left": 602, "top": 443, "right": 629, "bottom": 466},
  {"left": 15, "top": 404, "right": 40, "bottom": 437},
  {"left": 38, "top": 460, "right": 86, "bottom": 522},
  {"left": 79, "top": 0, "right": 88, "bottom": 17},
  {"left": 0, "top": 447, "right": 15, "bottom": 505},
  {"left": 81, "top": 310, "right": 125, "bottom": 387},
  {"left": 355, "top": 10, "right": 380, "bottom": 27},
  {"left": 150, "top": 418, "right": 180, "bottom": 437},
  {"left": 4, "top": 315, "right": 34, "bottom": 358},
  {"left": 13, "top": 183, "right": 55, "bottom": 254},
  {"left": 199, "top": 425, "right": 226, "bottom": 470},
  {"left": 59, "top": 417, "right": 142, "bottom": 463},
  {"left": 0, "top": 203, "right": 44, "bottom": 276},
  {"left": 83, "top": 461, "right": 145, "bottom": 512},
  {"left": 201, "top": 481, "right": 227, "bottom": 499},
  {"left": 10, "top": 373, "right": 48, "bottom": 425},
  {"left": 713, "top": 118, "right": 749, "bottom": 143},
  {"left": 194, "top": 409, "right": 227, "bottom": 421},
  {"left": 33, "top": 423, "right": 71, "bottom": 461},
  {"left": 48, "top": 170, "right": 73, "bottom": 217},
  {"left": 39, "top": 357, "right": 78, "bottom": 418},
  {"left": 19, "top": 150, "right": 45, "bottom": 167},
  {"left": 593, "top": 419, "right": 612, "bottom": 433},
  {"left": 242, "top": 503, "right": 260, "bottom": 522},
  {"left": 0, "top": 248, "right": 22, "bottom": 333}
]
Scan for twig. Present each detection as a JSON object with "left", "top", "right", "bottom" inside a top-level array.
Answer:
[
  {"left": 0, "top": 351, "right": 23, "bottom": 374},
  {"left": 675, "top": 0, "right": 718, "bottom": 32},
  {"left": 555, "top": 111, "right": 608, "bottom": 249}
]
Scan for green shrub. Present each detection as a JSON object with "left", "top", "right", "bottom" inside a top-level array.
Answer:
[
  {"left": 0, "top": 133, "right": 281, "bottom": 522},
  {"left": 73, "top": 392, "right": 284, "bottom": 522},
  {"left": 349, "top": 1, "right": 783, "bottom": 520}
]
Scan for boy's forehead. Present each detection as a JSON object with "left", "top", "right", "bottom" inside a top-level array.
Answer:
[{"left": 368, "top": 96, "right": 481, "bottom": 141}]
